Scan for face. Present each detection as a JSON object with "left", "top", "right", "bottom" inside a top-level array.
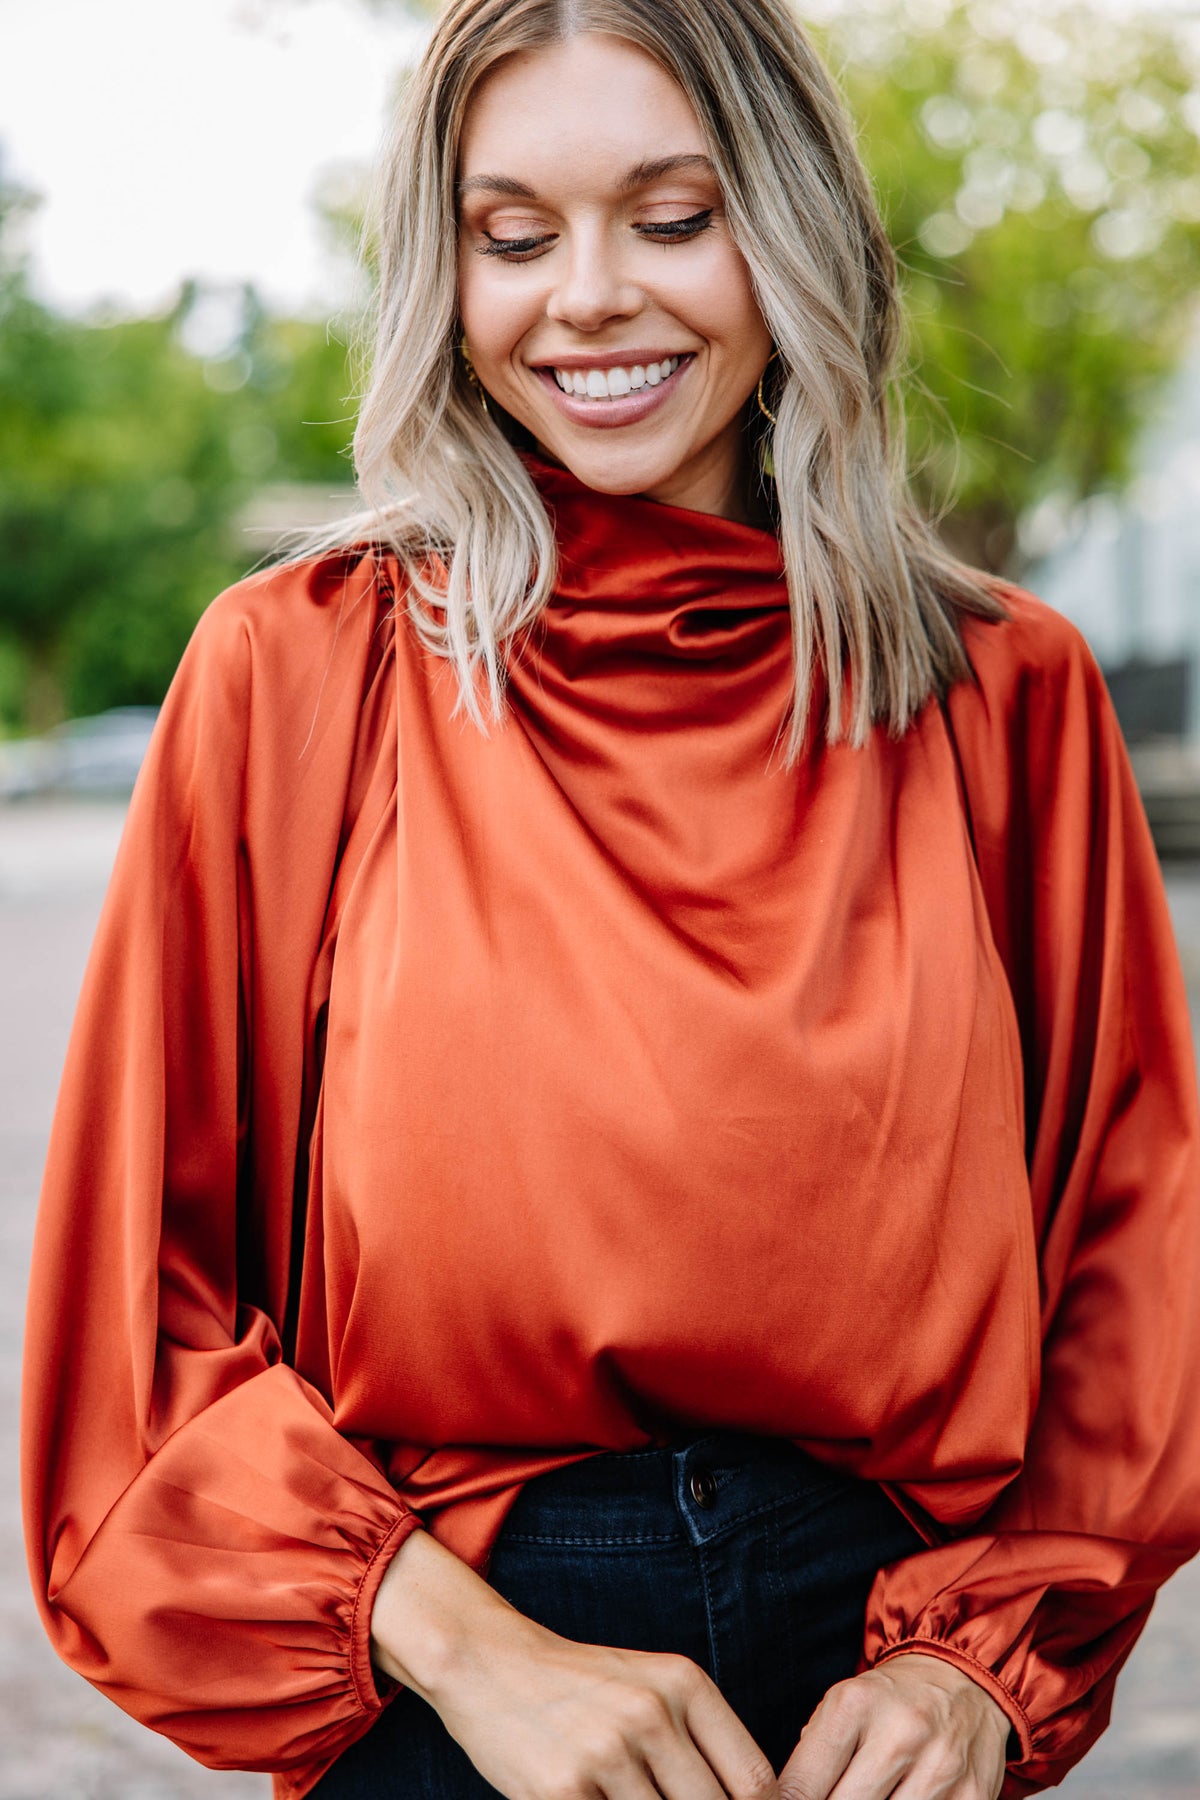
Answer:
[{"left": 455, "top": 32, "right": 775, "bottom": 524}]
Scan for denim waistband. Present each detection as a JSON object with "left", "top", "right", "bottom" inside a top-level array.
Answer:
[{"left": 499, "top": 1429, "right": 864, "bottom": 1550}]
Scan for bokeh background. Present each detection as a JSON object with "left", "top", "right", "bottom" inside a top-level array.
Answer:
[{"left": 2, "top": 0, "right": 1200, "bottom": 1793}]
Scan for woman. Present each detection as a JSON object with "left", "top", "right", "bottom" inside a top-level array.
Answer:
[{"left": 21, "top": 1, "right": 1200, "bottom": 1798}]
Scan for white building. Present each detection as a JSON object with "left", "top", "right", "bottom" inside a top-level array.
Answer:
[{"left": 1025, "top": 323, "right": 1200, "bottom": 743}]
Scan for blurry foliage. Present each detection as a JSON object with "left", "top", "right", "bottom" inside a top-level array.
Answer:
[
  {"left": 0, "top": 173, "right": 356, "bottom": 732},
  {"left": 803, "top": 0, "right": 1200, "bottom": 569}
]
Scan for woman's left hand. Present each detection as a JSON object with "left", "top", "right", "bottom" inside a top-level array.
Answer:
[{"left": 778, "top": 1652, "right": 1011, "bottom": 1800}]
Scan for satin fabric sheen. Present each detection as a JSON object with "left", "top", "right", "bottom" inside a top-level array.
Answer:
[{"left": 21, "top": 451, "right": 1200, "bottom": 1798}]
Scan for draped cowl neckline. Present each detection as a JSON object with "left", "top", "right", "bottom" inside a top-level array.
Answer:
[
  {"left": 519, "top": 448, "right": 787, "bottom": 599},
  {"left": 499, "top": 451, "right": 813, "bottom": 929},
  {"left": 513, "top": 448, "right": 798, "bottom": 701}
]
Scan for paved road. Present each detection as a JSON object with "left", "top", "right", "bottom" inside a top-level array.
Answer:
[{"left": 2, "top": 801, "right": 1199, "bottom": 1798}]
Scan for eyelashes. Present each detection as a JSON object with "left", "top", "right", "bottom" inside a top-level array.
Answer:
[
  {"left": 474, "top": 208, "right": 715, "bottom": 261},
  {"left": 633, "top": 209, "right": 715, "bottom": 245}
]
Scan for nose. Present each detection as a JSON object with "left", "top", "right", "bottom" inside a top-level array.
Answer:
[{"left": 544, "top": 221, "right": 642, "bottom": 333}]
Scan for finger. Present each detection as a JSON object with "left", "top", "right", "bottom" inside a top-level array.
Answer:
[
  {"left": 783, "top": 1698, "right": 995, "bottom": 1800},
  {"left": 883, "top": 1746, "right": 983, "bottom": 1800},
  {"left": 839, "top": 1695, "right": 1001, "bottom": 1800},
  {"left": 777, "top": 1687, "right": 865, "bottom": 1800},
  {"left": 815, "top": 1713, "right": 926, "bottom": 1800},
  {"left": 596, "top": 1760, "right": 675, "bottom": 1800},
  {"left": 640, "top": 1733, "right": 732, "bottom": 1800},
  {"left": 823, "top": 1749, "right": 909, "bottom": 1800},
  {"left": 675, "top": 1662, "right": 780, "bottom": 1800}
]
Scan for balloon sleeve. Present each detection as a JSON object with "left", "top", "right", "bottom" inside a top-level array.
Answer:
[
  {"left": 863, "top": 592, "right": 1200, "bottom": 1794},
  {"left": 20, "top": 557, "right": 424, "bottom": 1783}
]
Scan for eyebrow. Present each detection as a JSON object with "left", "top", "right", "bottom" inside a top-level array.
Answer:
[{"left": 456, "top": 153, "right": 718, "bottom": 199}]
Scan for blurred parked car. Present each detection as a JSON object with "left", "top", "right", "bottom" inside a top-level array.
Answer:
[{"left": 0, "top": 707, "right": 159, "bottom": 800}]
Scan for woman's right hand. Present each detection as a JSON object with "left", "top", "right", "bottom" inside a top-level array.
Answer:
[{"left": 371, "top": 1524, "right": 780, "bottom": 1800}]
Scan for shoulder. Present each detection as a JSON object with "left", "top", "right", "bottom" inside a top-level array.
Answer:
[
  {"left": 163, "top": 546, "right": 397, "bottom": 751},
  {"left": 186, "top": 546, "right": 393, "bottom": 688},
  {"left": 132, "top": 546, "right": 398, "bottom": 849},
  {"left": 946, "top": 577, "right": 1113, "bottom": 750},
  {"left": 940, "top": 578, "right": 1128, "bottom": 841},
  {"left": 957, "top": 579, "right": 1104, "bottom": 703}
]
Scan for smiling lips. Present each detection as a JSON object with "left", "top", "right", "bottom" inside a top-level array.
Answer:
[
  {"left": 551, "top": 355, "right": 684, "bottom": 399},
  {"left": 533, "top": 351, "right": 695, "bottom": 422}
]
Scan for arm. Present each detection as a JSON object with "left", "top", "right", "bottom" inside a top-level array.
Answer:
[
  {"left": 20, "top": 553, "right": 426, "bottom": 1776},
  {"left": 861, "top": 592, "right": 1200, "bottom": 1793}
]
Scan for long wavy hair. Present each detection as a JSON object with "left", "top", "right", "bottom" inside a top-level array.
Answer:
[{"left": 321, "top": 0, "right": 1007, "bottom": 761}]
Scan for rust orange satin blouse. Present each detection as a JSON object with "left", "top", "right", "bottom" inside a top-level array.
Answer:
[{"left": 21, "top": 451, "right": 1200, "bottom": 1798}]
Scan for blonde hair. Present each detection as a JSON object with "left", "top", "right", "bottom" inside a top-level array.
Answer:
[{"left": 326, "top": 0, "right": 1007, "bottom": 761}]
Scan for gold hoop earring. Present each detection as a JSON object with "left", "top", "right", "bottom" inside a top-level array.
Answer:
[
  {"left": 756, "top": 349, "right": 781, "bottom": 426},
  {"left": 460, "top": 333, "right": 490, "bottom": 416}
]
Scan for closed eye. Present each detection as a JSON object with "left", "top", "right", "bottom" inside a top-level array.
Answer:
[
  {"left": 641, "top": 208, "right": 715, "bottom": 241},
  {"left": 475, "top": 232, "right": 551, "bottom": 259},
  {"left": 474, "top": 208, "right": 715, "bottom": 261}
]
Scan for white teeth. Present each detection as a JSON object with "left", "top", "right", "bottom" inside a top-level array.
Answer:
[{"left": 552, "top": 355, "right": 682, "bottom": 399}]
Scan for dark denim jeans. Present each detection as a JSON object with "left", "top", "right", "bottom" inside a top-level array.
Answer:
[{"left": 313, "top": 1429, "right": 926, "bottom": 1797}]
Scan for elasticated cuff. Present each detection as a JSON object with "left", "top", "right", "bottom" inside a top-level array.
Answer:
[{"left": 348, "top": 1510, "right": 426, "bottom": 1714}]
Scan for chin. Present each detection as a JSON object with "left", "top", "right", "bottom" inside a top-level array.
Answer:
[{"left": 540, "top": 435, "right": 689, "bottom": 497}]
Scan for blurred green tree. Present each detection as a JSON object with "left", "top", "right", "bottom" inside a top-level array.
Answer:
[
  {"left": 806, "top": 0, "right": 1200, "bottom": 571},
  {"left": 0, "top": 170, "right": 358, "bottom": 729},
  {"left": 0, "top": 184, "right": 248, "bottom": 726}
]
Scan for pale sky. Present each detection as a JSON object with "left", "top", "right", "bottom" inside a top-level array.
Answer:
[
  {"left": 1, "top": 0, "right": 1194, "bottom": 319},
  {"left": 0, "top": 0, "right": 429, "bottom": 317}
]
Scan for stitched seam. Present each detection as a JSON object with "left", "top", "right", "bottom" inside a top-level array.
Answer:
[
  {"left": 499, "top": 1529, "right": 682, "bottom": 1546},
  {"left": 691, "top": 1532, "right": 722, "bottom": 1687},
  {"left": 349, "top": 1513, "right": 417, "bottom": 1714},
  {"left": 768, "top": 1506, "right": 798, "bottom": 1698},
  {"left": 502, "top": 1487, "right": 843, "bottom": 1550},
  {"left": 696, "top": 1488, "right": 847, "bottom": 1542}
]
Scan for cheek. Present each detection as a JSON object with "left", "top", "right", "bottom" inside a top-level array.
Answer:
[
  {"left": 457, "top": 255, "right": 536, "bottom": 365},
  {"left": 664, "top": 247, "right": 770, "bottom": 360}
]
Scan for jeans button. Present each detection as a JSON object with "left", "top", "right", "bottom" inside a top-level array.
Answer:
[{"left": 689, "top": 1468, "right": 717, "bottom": 1508}]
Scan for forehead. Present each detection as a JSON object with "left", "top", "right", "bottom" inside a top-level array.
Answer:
[{"left": 457, "top": 33, "right": 708, "bottom": 187}]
